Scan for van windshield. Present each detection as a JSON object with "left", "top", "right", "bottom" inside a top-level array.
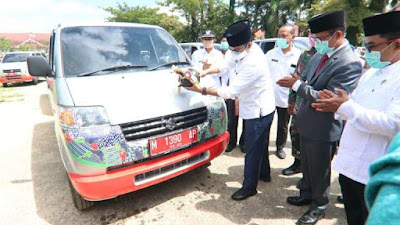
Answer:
[
  {"left": 61, "top": 26, "right": 189, "bottom": 77},
  {"left": 2, "top": 53, "right": 30, "bottom": 63}
]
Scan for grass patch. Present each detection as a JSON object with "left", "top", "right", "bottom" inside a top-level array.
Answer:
[{"left": 0, "top": 86, "right": 25, "bottom": 103}]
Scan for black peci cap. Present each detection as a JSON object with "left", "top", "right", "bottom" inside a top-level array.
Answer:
[
  {"left": 224, "top": 20, "right": 252, "bottom": 47},
  {"left": 201, "top": 30, "right": 215, "bottom": 38},
  {"left": 363, "top": 11, "right": 400, "bottom": 36},
  {"left": 308, "top": 10, "right": 345, "bottom": 34}
]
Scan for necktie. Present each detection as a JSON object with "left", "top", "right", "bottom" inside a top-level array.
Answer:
[{"left": 315, "top": 54, "right": 329, "bottom": 74}]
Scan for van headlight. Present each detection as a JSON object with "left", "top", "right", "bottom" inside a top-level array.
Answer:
[{"left": 58, "top": 106, "right": 110, "bottom": 128}]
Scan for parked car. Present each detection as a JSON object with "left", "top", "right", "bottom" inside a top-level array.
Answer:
[
  {"left": 179, "top": 42, "right": 221, "bottom": 60},
  {"left": 0, "top": 51, "right": 46, "bottom": 87},
  {"left": 254, "top": 37, "right": 311, "bottom": 54},
  {"left": 27, "top": 22, "right": 229, "bottom": 210}
]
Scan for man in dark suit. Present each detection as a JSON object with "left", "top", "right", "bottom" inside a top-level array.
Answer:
[{"left": 277, "top": 10, "right": 362, "bottom": 225}]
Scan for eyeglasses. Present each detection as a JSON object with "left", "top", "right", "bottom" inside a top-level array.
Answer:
[
  {"left": 310, "top": 34, "right": 333, "bottom": 44},
  {"left": 364, "top": 41, "right": 392, "bottom": 52}
]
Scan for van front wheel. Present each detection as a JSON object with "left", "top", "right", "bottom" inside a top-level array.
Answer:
[
  {"left": 31, "top": 78, "right": 39, "bottom": 85},
  {"left": 68, "top": 177, "right": 94, "bottom": 210}
]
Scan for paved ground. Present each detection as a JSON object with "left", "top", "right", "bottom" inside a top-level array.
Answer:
[{"left": 0, "top": 82, "right": 347, "bottom": 225}]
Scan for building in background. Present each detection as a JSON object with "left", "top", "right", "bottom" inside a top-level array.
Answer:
[{"left": 0, "top": 33, "right": 50, "bottom": 51}]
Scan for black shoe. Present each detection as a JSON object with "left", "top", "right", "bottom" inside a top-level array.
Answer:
[
  {"left": 231, "top": 188, "right": 257, "bottom": 201},
  {"left": 296, "top": 179, "right": 305, "bottom": 190},
  {"left": 259, "top": 176, "right": 271, "bottom": 182},
  {"left": 225, "top": 144, "right": 236, "bottom": 152},
  {"left": 282, "top": 163, "right": 301, "bottom": 176},
  {"left": 337, "top": 195, "right": 344, "bottom": 204},
  {"left": 240, "top": 144, "right": 246, "bottom": 153},
  {"left": 275, "top": 149, "right": 286, "bottom": 159},
  {"left": 287, "top": 196, "right": 312, "bottom": 206},
  {"left": 296, "top": 207, "right": 326, "bottom": 225}
]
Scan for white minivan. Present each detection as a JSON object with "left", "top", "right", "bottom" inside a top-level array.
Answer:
[{"left": 27, "top": 22, "right": 229, "bottom": 210}]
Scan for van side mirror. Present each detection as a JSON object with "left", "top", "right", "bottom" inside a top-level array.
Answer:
[{"left": 27, "top": 56, "right": 52, "bottom": 77}]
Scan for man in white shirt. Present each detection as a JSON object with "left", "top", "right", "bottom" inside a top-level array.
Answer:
[
  {"left": 221, "top": 37, "right": 246, "bottom": 153},
  {"left": 183, "top": 20, "right": 276, "bottom": 201},
  {"left": 191, "top": 30, "right": 224, "bottom": 89},
  {"left": 311, "top": 11, "right": 400, "bottom": 225},
  {"left": 265, "top": 24, "right": 301, "bottom": 159}
]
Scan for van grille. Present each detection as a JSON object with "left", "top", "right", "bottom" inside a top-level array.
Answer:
[{"left": 120, "top": 107, "right": 208, "bottom": 142}]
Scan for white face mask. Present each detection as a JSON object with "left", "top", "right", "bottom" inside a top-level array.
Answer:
[
  {"left": 203, "top": 40, "right": 213, "bottom": 49},
  {"left": 231, "top": 45, "right": 249, "bottom": 62}
]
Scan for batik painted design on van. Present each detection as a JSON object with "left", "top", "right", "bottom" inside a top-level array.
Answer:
[
  {"left": 64, "top": 101, "right": 227, "bottom": 167},
  {"left": 64, "top": 126, "right": 129, "bottom": 167}
]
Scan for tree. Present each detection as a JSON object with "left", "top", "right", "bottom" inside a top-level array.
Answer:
[
  {"left": 160, "top": 0, "right": 234, "bottom": 42},
  {"left": 18, "top": 44, "right": 35, "bottom": 51},
  {"left": 105, "top": 3, "right": 185, "bottom": 41},
  {"left": 0, "top": 37, "right": 11, "bottom": 52}
]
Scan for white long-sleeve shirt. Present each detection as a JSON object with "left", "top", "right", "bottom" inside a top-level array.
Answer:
[
  {"left": 192, "top": 48, "right": 224, "bottom": 89},
  {"left": 216, "top": 44, "right": 275, "bottom": 119},
  {"left": 333, "top": 60, "right": 400, "bottom": 184},
  {"left": 265, "top": 46, "right": 301, "bottom": 108}
]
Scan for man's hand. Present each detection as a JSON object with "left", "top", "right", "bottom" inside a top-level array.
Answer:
[
  {"left": 276, "top": 73, "right": 300, "bottom": 88},
  {"left": 202, "top": 59, "right": 212, "bottom": 70},
  {"left": 182, "top": 73, "right": 202, "bottom": 93},
  {"left": 311, "top": 88, "right": 349, "bottom": 112},
  {"left": 287, "top": 103, "right": 295, "bottom": 115}
]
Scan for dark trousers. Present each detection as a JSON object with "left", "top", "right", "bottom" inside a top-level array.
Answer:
[
  {"left": 242, "top": 111, "right": 274, "bottom": 191},
  {"left": 276, "top": 107, "right": 290, "bottom": 150},
  {"left": 226, "top": 99, "right": 245, "bottom": 146},
  {"left": 339, "top": 174, "right": 368, "bottom": 225},
  {"left": 299, "top": 136, "right": 336, "bottom": 207}
]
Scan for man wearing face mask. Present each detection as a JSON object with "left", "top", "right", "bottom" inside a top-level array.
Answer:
[
  {"left": 265, "top": 24, "right": 301, "bottom": 160},
  {"left": 220, "top": 36, "right": 247, "bottom": 153},
  {"left": 283, "top": 31, "right": 317, "bottom": 178},
  {"left": 311, "top": 11, "right": 400, "bottom": 225},
  {"left": 276, "top": 10, "right": 361, "bottom": 225},
  {"left": 191, "top": 30, "right": 224, "bottom": 88},
  {"left": 184, "top": 20, "right": 276, "bottom": 201}
]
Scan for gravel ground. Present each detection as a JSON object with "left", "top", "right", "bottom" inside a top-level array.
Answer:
[{"left": 0, "top": 82, "right": 346, "bottom": 225}]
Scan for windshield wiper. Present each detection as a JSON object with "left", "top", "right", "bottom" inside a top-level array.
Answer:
[
  {"left": 147, "top": 61, "right": 191, "bottom": 71},
  {"left": 78, "top": 64, "right": 148, "bottom": 77}
]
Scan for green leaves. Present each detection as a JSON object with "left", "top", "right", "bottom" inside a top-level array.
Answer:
[{"left": 0, "top": 37, "right": 11, "bottom": 51}]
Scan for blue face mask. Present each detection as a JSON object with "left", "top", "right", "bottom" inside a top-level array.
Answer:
[
  {"left": 276, "top": 38, "right": 289, "bottom": 49},
  {"left": 221, "top": 41, "right": 229, "bottom": 51},
  {"left": 314, "top": 32, "right": 337, "bottom": 55},
  {"left": 365, "top": 42, "right": 397, "bottom": 69}
]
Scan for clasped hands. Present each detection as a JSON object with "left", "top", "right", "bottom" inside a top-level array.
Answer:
[{"left": 311, "top": 88, "right": 349, "bottom": 112}]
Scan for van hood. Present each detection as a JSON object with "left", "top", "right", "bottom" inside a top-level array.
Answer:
[{"left": 65, "top": 69, "right": 218, "bottom": 125}]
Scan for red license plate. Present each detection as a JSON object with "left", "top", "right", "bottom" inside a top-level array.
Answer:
[{"left": 149, "top": 127, "right": 198, "bottom": 155}]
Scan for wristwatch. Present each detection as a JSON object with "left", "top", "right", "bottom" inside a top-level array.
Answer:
[{"left": 202, "top": 87, "right": 207, "bottom": 95}]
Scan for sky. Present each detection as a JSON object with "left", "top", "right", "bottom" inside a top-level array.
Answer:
[{"left": 0, "top": 0, "right": 165, "bottom": 33}]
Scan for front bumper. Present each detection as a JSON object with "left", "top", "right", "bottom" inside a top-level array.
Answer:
[
  {"left": 0, "top": 74, "right": 34, "bottom": 83},
  {"left": 68, "top": 131, "right": 229, "bottom": 201}
]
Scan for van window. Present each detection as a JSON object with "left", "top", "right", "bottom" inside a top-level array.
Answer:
[
  {"left": 60, "top": 26, "right": 188, "bottom": 77},
  {"left": 2, "top": 53, "right": 30, "bottom": 63}
]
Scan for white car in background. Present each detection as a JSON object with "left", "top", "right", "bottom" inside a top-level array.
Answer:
[
  {"left": 0, "top": 51, "right": 47, "bottom": 87},
  {"left": 179, "top": 42, "right": 221, "bottom": 60}
]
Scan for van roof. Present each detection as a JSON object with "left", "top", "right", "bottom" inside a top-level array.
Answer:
[{"left": 57, "top": 22, "right": 163, "bottom": 30}]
